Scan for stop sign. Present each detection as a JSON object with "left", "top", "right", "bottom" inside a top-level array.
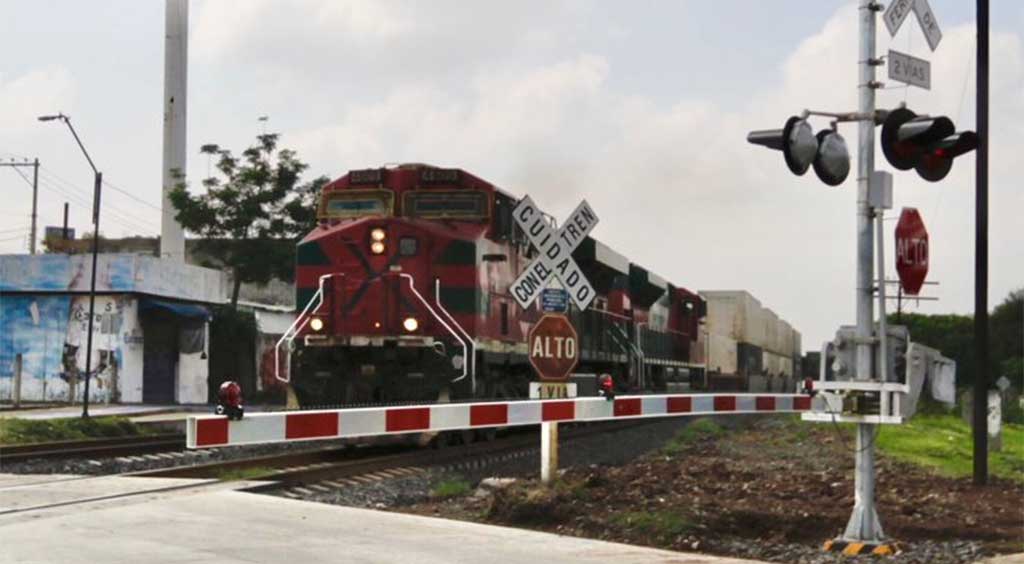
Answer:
[
  {"left": 895, "top": 207, "right": 929, "bottom": 296},
  {"left": 528, "top": 314, "right": 579, "bottom": 382}
]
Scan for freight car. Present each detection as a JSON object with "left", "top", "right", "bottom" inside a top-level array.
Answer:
[
  {"left": 698, "top": 290, "right": 803, "bottom": 392},
  {"left": 279, "top": 164, "right": 706, "bottom": 406}
]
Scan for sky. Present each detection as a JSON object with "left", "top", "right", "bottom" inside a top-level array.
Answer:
[{"left": 0, "top": 0, "right": 1021, "bottom": 349}]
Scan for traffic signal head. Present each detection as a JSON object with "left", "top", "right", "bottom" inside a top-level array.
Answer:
[
  {"left": 881, "top": 107, "right": 978, "bottom": 182},
  {"left": 915, "top": 131, "right": 979, "bottom": 182},
  {"left": 747, "top": 116, "right": 850, "bottom": 185},
  {"left": 812, "top": 129, "right": 851, "bottom": 186}
]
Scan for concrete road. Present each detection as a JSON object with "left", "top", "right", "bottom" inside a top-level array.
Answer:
[{"left": 0, "top": 473, "right": 766, "bottom": 564}]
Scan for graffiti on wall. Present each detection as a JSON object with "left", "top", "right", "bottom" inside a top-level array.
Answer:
[{"left": 0, "top": 295, "right": 127, "bottom": 402}]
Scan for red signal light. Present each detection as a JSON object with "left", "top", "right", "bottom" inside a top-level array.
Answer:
[
  {"left": 216, "top": 381, "right": 244, "bottom": 420},
  {"left": 598, "top": 374, "right": 615, "bottom": 401}
]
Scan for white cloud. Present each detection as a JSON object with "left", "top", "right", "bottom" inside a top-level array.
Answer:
[
  {"left": 0, "top": 67, "right": 76, "bottom": 134},
  {"left": 264, "top": 4, "right": 1024, "bottom": 347}
]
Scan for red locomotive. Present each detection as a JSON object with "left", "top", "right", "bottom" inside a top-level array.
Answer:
[{"left": 285, "top": 164, "right": 706, "bottom": 405}]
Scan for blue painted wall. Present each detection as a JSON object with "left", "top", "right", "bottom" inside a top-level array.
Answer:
[{"left": 0, "top": 295, "right": 71, "bottom": 383}]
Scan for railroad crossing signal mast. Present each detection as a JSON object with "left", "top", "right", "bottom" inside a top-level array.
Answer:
[{"left": 747, "top": 0, "right": 974, "bottom": 553}]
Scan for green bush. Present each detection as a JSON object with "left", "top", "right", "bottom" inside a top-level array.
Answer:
[
  {"left": 432, "top": 477, "right": 472, "bottom": 498},
  {"left": 612, "top": 510, "right": 696, "bottom": 538},
  {"left": 662, "top": 418, "right": 724, "bottom": 455},
  {"left": 0, "top": 416, "right": 152, "bottom": 445}
]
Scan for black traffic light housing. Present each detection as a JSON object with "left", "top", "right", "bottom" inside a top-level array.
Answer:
[
  {"left": 747, "top": 116, "right": 850, "bottom": 186},
  {"left": 881, "top": 107, "right": 978, "bottom": 182}
]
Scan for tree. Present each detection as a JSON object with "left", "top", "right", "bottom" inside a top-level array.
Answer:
[
  {"left": 887, "top": 287, "right": 1024, "bottom": 390},
  {"left": 990, "top": 288, "right": 1023, "bottom": 389},
  {"left": 169, "top": 134, "right": 326, "bottom": 309}
]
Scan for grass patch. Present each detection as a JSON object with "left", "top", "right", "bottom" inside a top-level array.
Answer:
[
  {"left": 611, "top": 510, "right": 696, "bottom": 538},
  {"left": 662, "top": 418, "right": 724, "bottom": 455},
  {"left": 877, "top": 414, "right": 1024, "bottom": 483},
  {"left": 0, "top": 416, "right": 154, "bottom": 445},
  {"left": 432, "top": 477, "right": 472, "bottom": 499},
  {"left": 212, "top": 467, "right": 276, "bottom": 481}
]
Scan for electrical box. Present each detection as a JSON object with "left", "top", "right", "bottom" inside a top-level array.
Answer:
[{"left": 803, "top": 324, "right": 955, "bottom": 425}]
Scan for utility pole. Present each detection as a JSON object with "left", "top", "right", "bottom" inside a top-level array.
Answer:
[
  {"left": 1, "top": 158, "right": 40, "bottom": 254},
  {"left": 30, "top": 159, "right": 38, "bottom": 254},
  {"left": 63, "top": 202, "right": 70, "bottom": 240},
  {"left": 161, "top": 0, "right": 188, "bottom": 262},
  {"left": 972, "top": 0, "right": 990, "bottom": 485}
]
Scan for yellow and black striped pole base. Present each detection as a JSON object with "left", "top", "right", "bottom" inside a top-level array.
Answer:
[{"left": 823, "top": 539, "right": 902, "bottom": 556}]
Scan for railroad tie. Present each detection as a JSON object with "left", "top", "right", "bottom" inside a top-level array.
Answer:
[
  {"left": 309, "top": 484, "right": 332, "bottom": 493},
  {"left": 322, "top": 480, "right": 347, "bottom": 489},
  {"left": 290, "top": 487, "right": 315, "bottom": 496}
]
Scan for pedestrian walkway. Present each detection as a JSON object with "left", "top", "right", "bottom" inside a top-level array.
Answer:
[
  {"left": 0, "top": 404, "right": 187, "bottom": 420},
  {"left": 0, "top": 472, "right": 770, "bottom": 564}
]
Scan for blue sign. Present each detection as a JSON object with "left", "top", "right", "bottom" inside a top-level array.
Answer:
[{"left": 540, "top": 288, "right": 569, "bottom": 313}]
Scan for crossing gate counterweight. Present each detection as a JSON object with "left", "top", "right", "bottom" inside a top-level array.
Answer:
[{"left": 187, "top": 393, "right": 813, "bottom": 449}]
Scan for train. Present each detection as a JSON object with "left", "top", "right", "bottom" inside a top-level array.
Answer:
[{"left": 283, "top": 164, "right": 709, "bottom": 406}]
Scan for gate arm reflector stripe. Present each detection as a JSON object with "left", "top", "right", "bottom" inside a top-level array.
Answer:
[{"left": 187, "top": 393, "right": 814, "bottom": 449}]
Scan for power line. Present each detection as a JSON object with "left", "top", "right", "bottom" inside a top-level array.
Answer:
[
  {"left": 34, "top": 177, "right": 155, "bottom": 235},
  {"left": 35, "top": 170, "right": 158, "bottom": 234}
]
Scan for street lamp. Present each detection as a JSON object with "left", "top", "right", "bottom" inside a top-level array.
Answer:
[{"left": 39, "top": 113, "right": 102, "bottom": 418}]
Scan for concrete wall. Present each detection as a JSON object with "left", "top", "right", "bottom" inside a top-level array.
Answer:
[
  {"left": 0, "top": 254, "right": 225, "bottom": 302},
  {"left": 1, "top": 293, "right": 210, "bottom": 404},
  {"left": 0, "top": 294, "right": 142, "bottom": 403}
]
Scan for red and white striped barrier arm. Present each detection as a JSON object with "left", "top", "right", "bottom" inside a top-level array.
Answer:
[{"left": 187, "top": 393, "right": 812, "bottom": 449}]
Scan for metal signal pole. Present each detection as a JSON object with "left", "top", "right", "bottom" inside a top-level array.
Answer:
[
  {"left": 845, "top": 0, "right": 883, "bottom": 542},
  {"left": 972, "top": 0, "right": 989, "bottom": 485}
]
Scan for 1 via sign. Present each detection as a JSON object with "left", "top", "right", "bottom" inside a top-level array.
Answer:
[
  {"left": 510, "top": 196, "right": 599, "bottom": 311},
  {"left": 895, "top": 207, "right": 929, "bottom": 296},
  {"left": 528, "top": 314, "right": 580, "bottom": 382}
]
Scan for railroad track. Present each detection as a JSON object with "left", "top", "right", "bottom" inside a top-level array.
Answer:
[
  {"left": 145, "top": 419, "right": 656, "bottom": 496},
  {"left": 0, "top": 433, "right": 186, "bottom": 465},
  {"left": 0, "top": 419, "right": 664, "bottom": 516}
]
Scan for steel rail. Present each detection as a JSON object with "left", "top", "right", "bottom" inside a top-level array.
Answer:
[{"left": 0, "top": 433, "right": 185, "bottom": 465}]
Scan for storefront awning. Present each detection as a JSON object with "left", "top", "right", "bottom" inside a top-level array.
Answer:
[{"left": 139, "top": 297, "right": 211, "bottom": 320}]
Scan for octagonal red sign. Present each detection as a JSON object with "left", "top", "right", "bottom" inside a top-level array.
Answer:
[
  {"left": 895, "top": 207, "right": 929, "bottom": 296},
  {"left": 528, "top": 314, "right": 579, "bottom": 382}
]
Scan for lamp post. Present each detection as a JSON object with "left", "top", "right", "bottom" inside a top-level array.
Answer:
[{"left": 39, "top": 113, "right": 102, "bottom": 418}]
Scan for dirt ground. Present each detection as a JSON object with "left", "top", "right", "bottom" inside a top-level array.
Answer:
[{"left": 400, "top": 417, "right": 1024, "bottom": 562}]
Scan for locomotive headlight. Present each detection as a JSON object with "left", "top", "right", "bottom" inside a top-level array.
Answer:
[
  {"left": 370, "top": 241, "right": 386, "bottom": 255},
  {"left": 310, "top": 317, "right": 324, "bottom": 332},
  {"left": 402, "top": 317, "right": 419, "bottom": 332},
  {"left": 370, "top": 228, "right": 386, "bottom": 242}
]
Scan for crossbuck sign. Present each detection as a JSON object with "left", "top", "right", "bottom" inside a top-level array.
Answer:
[{"left": 510, "top": 196, "right": 598, "bottom": 311}]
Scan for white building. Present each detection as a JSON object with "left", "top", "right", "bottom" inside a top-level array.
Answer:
[{"left": 0, "top": 254, "right": 226, "bottom": 404}]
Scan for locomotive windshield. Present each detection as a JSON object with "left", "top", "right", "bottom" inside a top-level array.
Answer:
[
  {"left": 319, "top": 190, "right": 393, "bottom": 219},
  {"left": 405, "top": 191, "right": 488, "bottom": 220}
]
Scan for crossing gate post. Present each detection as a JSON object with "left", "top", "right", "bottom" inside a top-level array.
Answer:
[{"left": 540, "top": 421, "right": 559, "bottom": 484}]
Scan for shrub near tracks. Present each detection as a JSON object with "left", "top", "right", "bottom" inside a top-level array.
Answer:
[{"left": 0, "top": 416, "right": 153, "bottom": 445}]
